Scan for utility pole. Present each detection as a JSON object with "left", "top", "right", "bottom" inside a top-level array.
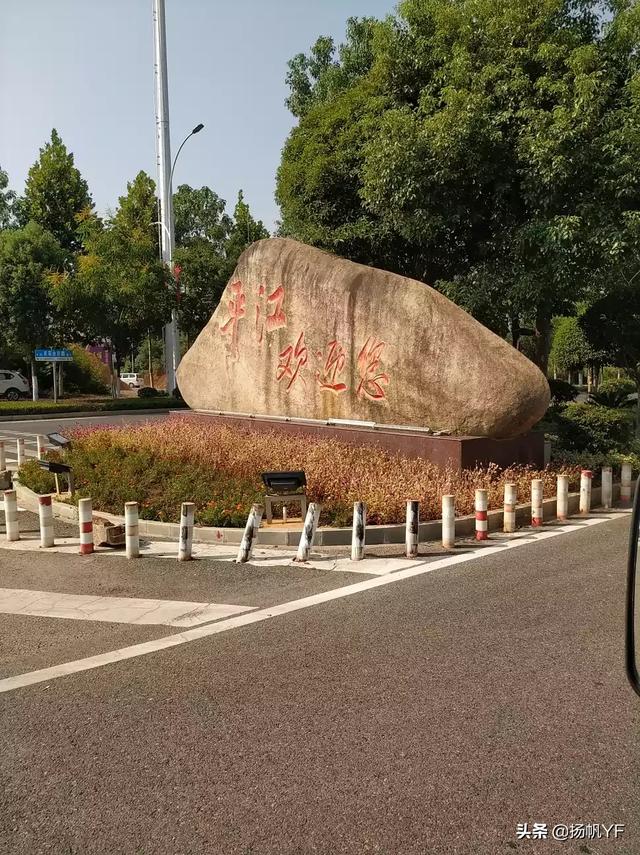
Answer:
[{"left": 152, "top": 0, "right": 179, "bottom": 395}]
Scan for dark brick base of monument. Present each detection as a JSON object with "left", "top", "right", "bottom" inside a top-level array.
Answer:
[{"left": 178, "top": 411, "right": 545, "bottom": 471}]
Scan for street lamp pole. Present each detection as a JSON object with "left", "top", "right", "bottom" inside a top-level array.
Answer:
[
  {"left": 152, "top": 0, "right": 176, "bottom": 393},
  {"left": 153, "top": 1, "right": 204, "bottom": 395}
]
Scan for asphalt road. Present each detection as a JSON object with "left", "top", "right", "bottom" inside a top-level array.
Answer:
[{"left": 0, "top": 514, "right": 637, "bottom": 854}]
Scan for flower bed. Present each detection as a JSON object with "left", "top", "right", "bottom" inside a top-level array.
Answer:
[{"left": 19, "top": 416, "right": 583, "bottom": 527}]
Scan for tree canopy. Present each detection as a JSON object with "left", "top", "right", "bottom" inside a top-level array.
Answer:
[
  {"left": 51, "top": 171, "right": 170, "bottom": 367},
  {"left": 277, "top": 0, "right": 640, "bottom": 370},
  {"left": 0, "top": 221, "right": 64, "bottom": 361},
  {"left": 22, "top": 129, "right": 93, "bottom": 254}
]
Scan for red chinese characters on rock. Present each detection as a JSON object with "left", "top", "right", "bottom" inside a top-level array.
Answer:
[
  {"left": 315, "top": 339, "right": 347, "bottom": 394},
  {"left": 356, "top": 336, "right": 389, "bottom": 401},
  {"left": 276, "top": 332, "right": 308, "bottom": 390},
  {"left": 219, "top": 281, "right": 246, "bottom": 358},
  {"left": 255, "top": 284, "right": 287, "bottom": 344}
]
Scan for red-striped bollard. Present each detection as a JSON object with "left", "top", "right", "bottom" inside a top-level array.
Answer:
[
  {"left": 475, "top": 489, "right": 488, "bottom": 540},
  {"left": 531, "top": 479, "right": 543, "bottom": 527},
  {"left": 579, "top": 469, "right": 592, "bottom": 515},
  {"left": 36, "top": 435, "right": 46, "bottom": 460},
  {"left": 503, "top": 483, "right": 516, "bottom": 533},
  {"left": 38, "top": 494, "right": 54, "bottom": 548},
  {"left": 3, "top": 489, "right": 19, "bottom": 542},
  {"left": 78, "top": 498, "right": 94, "bottom": 555}
]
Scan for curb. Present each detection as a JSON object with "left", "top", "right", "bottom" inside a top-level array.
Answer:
[
  {"left": 0, "top": 408, "right": 184, "bottom": 423},
  {"left": 12, "top": 480, "right": 621, "bottom": 547}
]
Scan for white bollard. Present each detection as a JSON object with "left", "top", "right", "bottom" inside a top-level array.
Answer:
[
  {"left": 0, "top": 441, "right": 5, "bottom": 472},
  {"left": 125, "top": 501, "right": 140, "bottom": 559},
  {"left": 621, "top": 463, "right": 632, "bottom": 505},
  {"left": 16, "top": 438, "right": 25, "bottom": 467},
  {"left": 442, "top": 494, "right": 455, "bottom": 548},
  {"left": 236, "top": 503, "right": 264, "bottom": 563},
  {"left": 38, "top": 494, "right": 54, "bottom": 548},
  {"left": 405, "top": 500, "right": 419, "bottom": 558},
  {"left": 503, "top": 483, "right": 517, "bottom": 533},
  {"left": 3, "top": 489, "right": 19, "bottom": 542},
  {"left": 579, "top": 469, "right": 592, "bottom": 515},
  {"left": 556, "top": 474, "right": 569, "bottom": 521},
  {"left": 297, "top": 502, "right": 321, "bottom": 562},
  {"left": 78, "top": 497, "right": 94, "bottom": 555},
  {"left": 475, "top": 489, "right": 488, "bottom": 541},
  {"left": 351, "top": 501, "right": 366, "bottom": 561},
  {"left": 531, "top": 479, "right": 543, "bottom": 527},
  {"left": 36, "top": 435, "right": 46, "bottom": 460},
  {"left": 178, "top": 502, "right": 196, "bottom": 561},
  {"left": 601, "top": 466, "right": 613, "bottom": 510}
]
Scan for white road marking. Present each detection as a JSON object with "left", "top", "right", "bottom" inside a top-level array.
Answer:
[
  {"left": 0, "top": 587, "right": 254, "bottom": 627},
  {"left": 0, "top": 510, "right": 628, "bottom": 694}
]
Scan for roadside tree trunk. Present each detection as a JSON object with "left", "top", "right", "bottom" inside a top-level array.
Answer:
[
  {"left": 30, "top": 359, "right": 39, "bottom": 402},
  {"left": 533, "top": 308, "right": 552, "bottom": 375}
]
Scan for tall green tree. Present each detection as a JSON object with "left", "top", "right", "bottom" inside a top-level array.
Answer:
[
  {"left": 277, "top": 0, "right": 640, "bottom": 372},
  {"left": 174, "top": 184, "right": 231, "bottom": 250},
  {"left": 0, "top": 222, "right": 64, "bottom": 397},
  {"left": 0, "top": 166, "right": 16, "bottom": 230},
  {"left": 173, "top": 187, "right": 268, "bottom": 342},
  {"left": 173, "top": 184, "right": 231, "bottom": 343},
  {"left": 22, "top": 129, "right": 93, "bottom": 254},
  {"left": 224, "top": 190, "right": 269, "bottom": 271},
  {"left": 52, "top": 171, "right": 170, "bottom": 387},
  {"left": 581, "top": 280, "right": 640, "bottom": 433}
]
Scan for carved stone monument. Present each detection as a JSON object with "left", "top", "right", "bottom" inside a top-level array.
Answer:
[{"left": 177, "top": 238, "right": 549, "bottom": 440}]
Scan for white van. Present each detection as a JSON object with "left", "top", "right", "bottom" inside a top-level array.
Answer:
[
  {"left": 0, "top": 370, "right": 30, "bottom": 401},
  {"left": 120, "top": 372, "right": 143, "bottom": 389}
]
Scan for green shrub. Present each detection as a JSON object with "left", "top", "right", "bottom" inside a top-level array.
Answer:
[
  {"left": 0, "top": 396, "right": 188, "bottom": 416},
  {"left": 551, "top": 447, "right": 640, "bottom": 474},
  {"left": 137, "top": 386, "right": 159, "bottom": 398},
  {"left": 17, "top": 459, "right": 57, "bottom": 494},
  {"left": 548, "top": 378, "right": 577, "bottom": 405},
  {"left": 590, "top": 376, "right": 636, "bottom": 409},
  {"left": 63, "top": 345, "right": 110, "bottom": 394},
  {"left": 597, "top": 376, "right": 636, "bottom": 396},
  {"left": 18, "top": 440, "right": 261, "bottom": 526},
  {"left": 554, "top": 402, "right": 634, "bottom": 454}
]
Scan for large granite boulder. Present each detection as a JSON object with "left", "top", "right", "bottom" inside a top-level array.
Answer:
[{"left": 177, "top": 238, "right": 549, "bottom": 438}]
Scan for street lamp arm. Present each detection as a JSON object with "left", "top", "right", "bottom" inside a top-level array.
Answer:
[{"left": 169, "top": 123, "right": 204, "bottom": 189}]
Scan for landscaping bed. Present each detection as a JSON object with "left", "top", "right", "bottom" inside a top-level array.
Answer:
[
  {"left": 19, "top": 416, "right": 585, "bottom": 528},
  {"left": 0, "top": 396, "right": 187, "bottom": 417}
]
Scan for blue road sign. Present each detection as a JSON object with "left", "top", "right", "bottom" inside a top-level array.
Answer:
[{"left": 34, "top": 348, "right": 74, "bottom": 362}]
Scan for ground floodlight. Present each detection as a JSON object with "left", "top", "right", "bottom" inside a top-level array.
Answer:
[
  {"left": 261, "top": 471, "right": 306, "bottom": 494},
  {"left": 47, "top": 433, "right": 72, "bottom": 449}
]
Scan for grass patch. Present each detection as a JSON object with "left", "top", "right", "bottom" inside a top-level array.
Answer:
[{"left": 18, "top": 416, "right": 588, "bottom": 527}]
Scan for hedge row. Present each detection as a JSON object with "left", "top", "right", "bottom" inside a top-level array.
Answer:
[{"left": 0, "top": 397, "right": 188, "bottom": 416}]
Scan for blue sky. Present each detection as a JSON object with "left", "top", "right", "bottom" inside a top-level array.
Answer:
[{"left": 1, "top": 0, "right": 396, "bottom": 231}]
